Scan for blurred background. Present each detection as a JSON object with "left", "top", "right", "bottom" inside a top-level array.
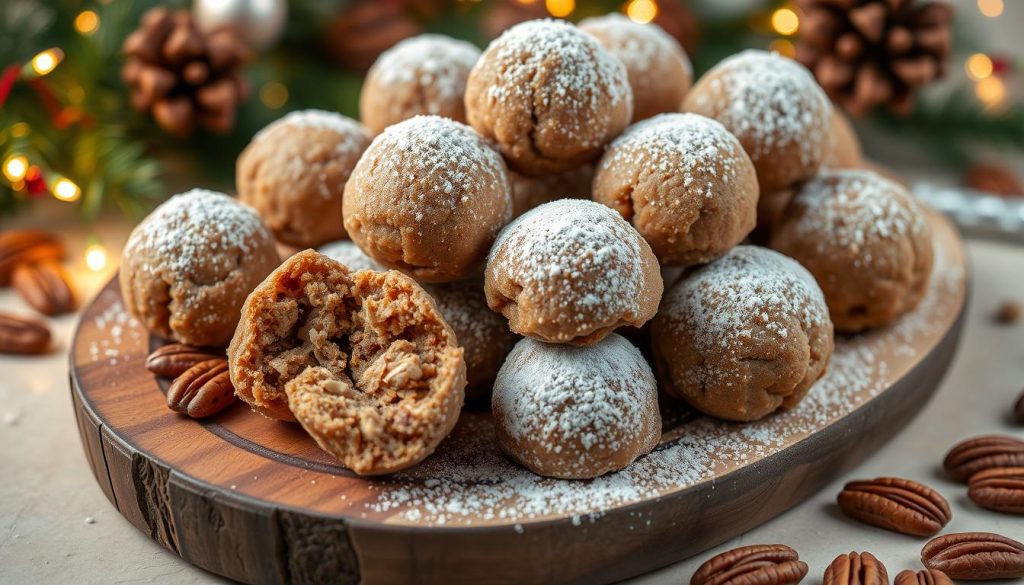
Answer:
[{"left": 0, "top": 0, "right": 1021, "bottom": 279}]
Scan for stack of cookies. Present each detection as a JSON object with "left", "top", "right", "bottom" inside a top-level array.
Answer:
[{"left": 119, "top": 16, "right": 934, "bottom": 480}]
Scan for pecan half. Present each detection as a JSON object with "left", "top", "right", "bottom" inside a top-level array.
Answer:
[
  {"left": 690, "top": 544, "right": 808, "bottom": 585},
  {"left": 894, "top": 569, "right": 952, "bottom": 585},
  {"left": 943, "top": 435, "right": 1024, "bottom": 482},
  {"left": 823, "top": 552, "right": 888, "bottom": 585},
  {"left": 11, "top": 260, "right": 76, "bottom": 316},
  {"left": 922, "top": 532, "right": 1024, "bottom": 580},
  {"left": 0, "top": 230, "right": 64, "bottom": 285},
  {"left": 837, "top": 476, "right": 951, "bottom": 536},
  {"left": 968, "top": 466, "right": 1024, "bottom": 514},
  {"left": 0, "top": 311, "right": 51, "bottom": 355},
  {"left": 146, "top": 343, "right": 225, "bottom": 378},
  {"left": 166, "top": 359, "right": 235, "bottom": 418}
]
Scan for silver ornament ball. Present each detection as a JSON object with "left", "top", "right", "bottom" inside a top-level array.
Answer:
[{"left": 194, "top": 0, "right": 287, "bottom": 51}]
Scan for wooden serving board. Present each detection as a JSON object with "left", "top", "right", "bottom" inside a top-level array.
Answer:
[{"left": 70, "top": 211, "right": 967, "bottom": 585}]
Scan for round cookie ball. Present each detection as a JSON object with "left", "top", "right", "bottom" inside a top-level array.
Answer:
[
  {"left": 651, "top": 245, "right": 834, "bottom": 422},
  {"left": 682, "top": 50, "right": 831, "bottom": 193},
  {"left": 120, "top": 189, "right": 280, "bottom": 347},
  {"left": 228, "top": 251, "right": 466, "bottom": 474},
  {"left": 508, "top": 164, "right": 593, "bottom": 218},
  {"left": 485, "top": 199, "right": 663, "bottom": 346},
  {"left": 465, "top": 19, "right": 633, "bottom": 176},
  {"left": 237, "top": 110, "right": 371, "bottom": 248},
  {"left": 769, "top": 169, "right": 933, "bottom": 333},
  {"left": 822, "top": 108, "right": 862, "bottom": 170},
  {"left": 492, "top": 334, "right": 661, "bottom": 479},
  {"left": 579, "top": 13, "right": 692, "bottom": 122},
  {"left": 425, "top": 281, "right": 518, "bottom": 401},
  {"left": 343, "top": 115, "right": 513, "bottom": 283},
  {"left": 318, "top": 239, "right": 382, "bottom": 272},
  {"left": 593, "top": 113, "right": 759, "bottom": 266},
  {"left": 360, "top": 34, "right": 481, "bottom": 135}
]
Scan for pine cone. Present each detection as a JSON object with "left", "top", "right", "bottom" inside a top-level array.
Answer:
[
  {"left": 122, "top": 8, "right": 251, "bottom": 136},
  {"left": 796, "top": 0, "right": 953, "bottom": 117}
]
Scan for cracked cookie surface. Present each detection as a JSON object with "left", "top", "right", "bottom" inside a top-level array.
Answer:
[{"left": 228, "top": 250, "right": 466, "bottom": 474}]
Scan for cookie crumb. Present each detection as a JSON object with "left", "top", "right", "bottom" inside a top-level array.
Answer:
[
  {"left": 84, "top": 516, "right": 95, "bottom": 525},
  {"left": 3, "top": 411, "right": 19, "bottom": 426},
  {"left": 994, "top": 300, "right": 1021, "bottom": 325}
]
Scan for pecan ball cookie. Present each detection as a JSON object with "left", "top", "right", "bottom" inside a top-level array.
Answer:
[
  {"left": 465, "top": 19, "right": 633, "bottom": 176},
  {"left": 823, "top": 108, "right": 862, "bottom": 170},
  {"left": 360, "top": 34, "right": 481, "bottom": 135},
  {"left": 228, "top": 250, "right": 465, "bottom": 474},
  {"left": 120, "top": 189, "right": 279, "bottom": 347},
  {"left": 485, "top": 199, "right": 662, "bottom": 346},
  {"left": 579, "top": 13, "right": 692, "bottom": 122},
  {"left": 770, "top": 169, "right": 934, "bottom": 332},
  {"left": 651, "top": 246, "right": 833, "bottom": 422},
  {"left": 237, "top": 110, "right": 371, "bottom": 248},
  {"left": 343, "top": 115, "right": 512, "bottom": 283},
  {"left": 593, "top": 113, "right": 758, "bottom": 266},
  {"left": 493, "top": 334, "right": 661, "bottom": 479},
  {"left": 682, "top": 50, "right": 831, "bottom": 194}
]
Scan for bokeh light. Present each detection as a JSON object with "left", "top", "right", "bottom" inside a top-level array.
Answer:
[
  {"left": 771, "top": 7, "right": 800, "bottom": 36},
  {"left": 626, "top": 0, "right": 658, "bottom": 24},
  {"left": 978, "top": 0, "right": 1004, "bottom": 18},
  {"left": 966, "top": 53, "right": 994, "bottom": 81},
  {"left": 546, "top": 0, "right": 574, "bottom": 18}
]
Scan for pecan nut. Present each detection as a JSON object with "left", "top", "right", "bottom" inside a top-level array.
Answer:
[
  {"left": 823, "top": 552, "right": 888, "bottom": 585},
  {"left": 146, "top": 343, "right": 225, "bottom": 378},
  {"left": 691, "top": 544, "right": 808, "bottom": 585},
  {"left": 837, "top": 476, "right": 951, "bottom": 536},
  {"left": 11, "top": 260, "right": 76, "bottom": 316},
  {"left": 943, "top": 435, "right": 1024, "bottom": 482},
  {"left": 0, "top": 230, "right": 64, "bottom": 285},
  {"left": 968, "top": 466, "right": 1024, "bottom": 514},
  {"left": 0, "top": 311, "right": 51, "bottom": 355},
  {"left": 922, "top": 532, "right": 1024, "bottom": 580},
  {"left": 894, "top": 569, "right": 952, "bottom": 585},
  {"left": 166, "top": 359, "right": 235, "bottom": 418}
]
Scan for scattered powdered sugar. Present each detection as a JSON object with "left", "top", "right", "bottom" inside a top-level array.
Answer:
[
  {"left": 484, "top": 19, "right": 631, "bottom": 123},
  {"left": 370, "top": 34, "right": 480, "bottom": 113},
  {"left": 358, "top": 115, "right": 511, "bottom": 224},
  {"left": 492, "top": 335, "right": 659, "bottom": 476},
  {"left": 789, "top": 169, "right": 929, "bottom": 262},
  {"left": 578, "top": 13, "right": 692, "bottom": 80},
  {"left": 88, "top": 296, "right": 142, "bottom": 365},
  {"left": 253, "top": 109, "right": 367, "bottom": 157},
  {"left": 691, "top": 50, "right": 830, "bottom": 166},
  {"left": 600, "top": 113, "right": 745, "bottom": 198},
  {"left": 660, "top": 245, "right": 828, "bottom": 354},
  {"left": 317, "top": 240, "right": 382, "bottom": 272},
  {"left": 489, "top": 199, "right": 649, "bottom": 333}
]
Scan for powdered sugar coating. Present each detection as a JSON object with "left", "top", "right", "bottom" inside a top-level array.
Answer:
[
  {"left": 373, "top": 34, "right": 479, "bottom": 106},
  {"left": 253, "top": 109, "right": 367, "bottom": 157},
  {"left": 580, "top": 14, "right": 691, "bottom": 81},
  {"left": 683, "top": 50, "right": 831, "bottom": 191},
  {"left": 342, "top": 115, "right": 513, "bottom": 282},
  {"left": 317, "top": 240, "right": 382, "bottom": 272},
  {"left": 485, "top": 199, "right": 662, "bottom": 344},
  {"left": 492, "top": 334, "right": 660, "bottom": 479}
]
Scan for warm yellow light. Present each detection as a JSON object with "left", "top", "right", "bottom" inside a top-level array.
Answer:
[
  {"left": 515, "top": 0, "right": 538, "bottom": 4},
  {"left": 966, "top": 53, "right": 993, "bottom": 81},
  {"left": 768, "top": 39, "right": 796, "bottom": 59},
  {"left": 10, "top": 123, "right": 29, "bottom": 138},
  {"left": 259, "top": 81, "right": 289, "bottom": 109},
  {"left": 3, "top": 155, "right": 28, "bottom": 182},
  {"left": 976, "top": 76, "right": 1006, "bottom": 107},
  {"left": 30, "top": 48, "right": 63, "bottom": 76},
  {"left": 85, "top": 244, "right": 108, "bottom": 272},
  {"left": 546, "top": 0, "right": 574, "bottom": 18},
  {"left": 771, "top": 7, "right": 800, "bottom": 36},
  {"left": 978, "top": 0, "right": 1004, "bottom": 18},
  {"left": 52, "top": 177, "right": 81, "bottom": 202},
  {"left": 74, "top": 10, "right": 100, "bottom": 35},
  {"left": 626, "top": 0, "right": 658, "bottom": 24}
]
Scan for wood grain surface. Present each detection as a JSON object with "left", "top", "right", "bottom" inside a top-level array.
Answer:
[{"left": 69, "top": 212, "right": 968, "bottom": 585}]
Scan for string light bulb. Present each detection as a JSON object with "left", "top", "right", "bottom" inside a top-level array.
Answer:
[
  {"left": 545, "top": 0, "right": 574, "bottom": 18},
  {"left": 74, "top": 10, "right": 100, "bottom": 35},
  {"left": 769, "top": 39, "right": 797, "bottom": 59},
  {"left": 3, "top": 155, "right": 28, "bottom": 182},
  {"left": 626, "top": 0, "right": 658, "bottom": 24},
  {"left": 30, "top": 48, "right": 64, "bottom": 76},
  {"left": 966, "top": 53, "right": 994, "bottom": 81},
  {"left": 52, "top": 177, "right": 81, "bottom": 202},
  {"left": 85, "top": 243, "right": 108, "bottom": 272},
  {"left": 976, "top": 76, "right": 1006, "bottom": 107},
  {"left": 978, "top": 0, "right": 1004, "bottom": 18},
  {"left": 259, "top": 81, "right": 289, "bottom": 109},
  {"left": 771, "top": 7, "right": 800, "bottom": 36}
]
